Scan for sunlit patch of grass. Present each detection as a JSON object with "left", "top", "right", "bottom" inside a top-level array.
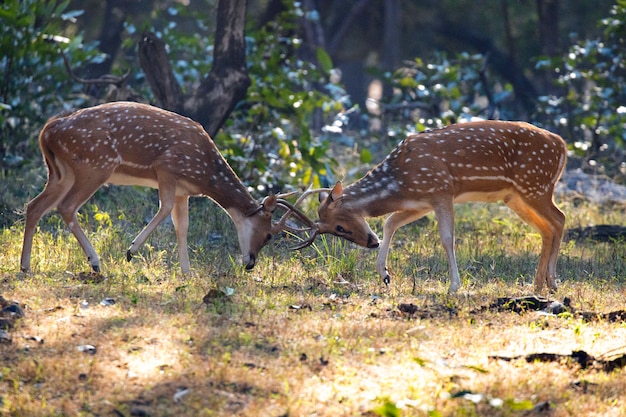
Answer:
[{"left": 0, "top": 196, "right": 625, "bottom": 416}]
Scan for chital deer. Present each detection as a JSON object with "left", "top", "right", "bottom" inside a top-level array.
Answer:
[
  {"left": 20, "top": 101, "right": 310, "bottom": 274},
  {"left": 299, "top": 121, "right": 567, "bottom": 293}
]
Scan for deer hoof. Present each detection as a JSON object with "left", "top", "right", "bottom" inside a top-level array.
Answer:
[
  {"left": 383, "top": 274, "right": 390, "bottom": 286},
  {"left": 126, "top": 250, "right": 133, "bottom": 262}
]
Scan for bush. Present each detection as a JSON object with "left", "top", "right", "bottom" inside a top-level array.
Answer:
[
  {"left": 535, "top": 2, "right": 626, "bottom": 181},
  {"left": 0, "top": 0, "right": 100, "bottom": 226},
  {"left": 0, "top": 0, "right": 99, "bottom": 164}
]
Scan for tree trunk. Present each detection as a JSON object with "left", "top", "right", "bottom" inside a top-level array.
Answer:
[
  {"left": 381, "top": 0, "right": 400, "bottom": 100},
  {"left": 138, "top": 0, "right": 250, "bottom": 138},
  {"left": 537, "top": 0, "right": 560, "bottom": 57},
  {"left": 138, "top": 33, "right": 184, "bottom": 112},
  {"left": 536, "top": 0, "right": 561, "bottom": 95},
  {"left": 82, "top": 0, "right": 146, "bottom": 97}
]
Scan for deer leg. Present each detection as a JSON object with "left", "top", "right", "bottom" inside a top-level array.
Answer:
[
  {"left": 127, "top": 177, "right": 176, "bottom": 263},
  {"left": 433, "top": 200, "right": 460, "bottom": 294},
  {"left": 546, "top": 203, "right": 565, "bottom": 289},
  {"left": 505, "top": 195, "right": 565, "bottom": 293},
  {"left": 56, "top": 174, "right": 108, "bottom": 272},
  {"left": 377, "top": 209, "right": 430, "bottom": 285},
  {"left": 21, "top": 170, "right": 74, "bottom": 272},
  {"left": 171, "top": 195, "right": 191, "bottom": 274}
]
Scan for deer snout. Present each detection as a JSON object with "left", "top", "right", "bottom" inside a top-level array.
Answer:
[
  {"left": 367, "top": 233, "right": 380, "bottom": 249},
  {"left": 245, "top": 253, "right": 256, "bottom": 270}
]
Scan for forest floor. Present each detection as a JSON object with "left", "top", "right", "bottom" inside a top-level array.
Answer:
[{"left": 0, "top": 193, "right": 625, "bottom": 416}]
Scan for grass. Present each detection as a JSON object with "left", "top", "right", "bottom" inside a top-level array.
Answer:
[{"left": 1, "top": 187, "right": 625, "bottom": 416}]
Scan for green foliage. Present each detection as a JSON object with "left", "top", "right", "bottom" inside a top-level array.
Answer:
[
  {"left": 129, "top": 1, "right": 345, "bottom": 192},
  {"left": 217, "top": 2, "right": 344, "bottom": 192},
  {"left": 372, "top": 398, "right": 402, "bottom": 417},
  {"left": 380, "top": 52, "right": 514, "bottom": 136},
  {"left": 0, "top": 0, "right": 98, "bottom": 163},
  {"left": 535, "top": 2, "right": 626, "bottom": 179},
  {"left": 0, "top": 0, "right": 102, "bottom": 227},
  {"left": 124, "top": 3, "right": 215, "bottom": 96}
]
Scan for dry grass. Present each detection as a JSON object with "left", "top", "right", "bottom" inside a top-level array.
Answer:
[{"left": 1, "top": 195, "right": 625, "bottom": 417}]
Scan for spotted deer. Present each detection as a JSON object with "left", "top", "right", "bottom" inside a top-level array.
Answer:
[
  {"left": 21, "top": 101, "right": 310, "bottom": 274},
  {"left": 299, "top": 121, "right": 567, "bottom": 293}
]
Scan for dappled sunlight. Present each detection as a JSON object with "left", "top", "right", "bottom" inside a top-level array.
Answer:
[{"left": 1, "top": 195, "right": 625, "bottom": 415}]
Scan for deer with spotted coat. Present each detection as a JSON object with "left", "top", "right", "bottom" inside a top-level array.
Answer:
[
  {"left": 296, "top": 121, "right": 567, "bottom": 293},
  {"left": 20, "top": 101, "right": 312, "bottom": 274}
]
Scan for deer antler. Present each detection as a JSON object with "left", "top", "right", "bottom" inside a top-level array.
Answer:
[{"left": 270, "top": 186, "right": 332, "bottom": 249}]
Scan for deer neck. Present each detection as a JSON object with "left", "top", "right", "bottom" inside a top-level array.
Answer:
[
  {"left": 197, "top": 156, "right": 258, "bottom": 215},
  {"left": 343, "top": 166, "right": 405, "bottom": 217}
]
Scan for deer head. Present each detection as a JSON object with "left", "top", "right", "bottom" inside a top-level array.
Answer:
[{"left": 315, "top": 182, "right": 380, "bottom": 249}]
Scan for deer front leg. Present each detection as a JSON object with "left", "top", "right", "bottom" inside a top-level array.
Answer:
[
  {"left": 127, "top": 177, "right": 176, "bottom": 263},
  {"left": 377, "top": 210, "right": 429, "bottom": 286}
]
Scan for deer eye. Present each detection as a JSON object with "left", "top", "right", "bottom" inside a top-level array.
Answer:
[
  {"left": 336, "top": 225, "right": 346, "bottom": 233},
  {"left": 265, "top": 234, "right": 272, "bottom": 242}
]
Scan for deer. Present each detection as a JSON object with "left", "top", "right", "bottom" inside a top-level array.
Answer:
[
  {"left": 294, "top": 120, "right": 568, "bottom": 294},
  {"left": 20, "top": 101, "right": 313, "bottom": 274}
]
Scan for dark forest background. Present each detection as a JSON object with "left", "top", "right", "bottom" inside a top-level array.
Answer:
[{"left": 1, "top": 0, "right": 625, "bottom": 220}]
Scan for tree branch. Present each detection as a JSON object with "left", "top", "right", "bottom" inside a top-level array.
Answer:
[{"left": 138, "top": 32, "right": 184, "bottom": 112}]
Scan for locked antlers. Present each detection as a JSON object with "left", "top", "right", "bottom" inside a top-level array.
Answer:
[{"left": 272, "top": 186, "right": 331, "bottom": 250}]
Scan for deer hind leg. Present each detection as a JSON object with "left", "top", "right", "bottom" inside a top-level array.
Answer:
[
  {"left": 21, "top": 168, "right": 75, "bottom": 272},
  {"left": 377, "top": 209, "right": 431, "bottom": 286},
  {"left": 56, "top": 171, "right": 110, "bottom": 272},
  {"left": 432, "top": 199, "right": 461, "bottom": 294},
  {"left": 171, "top": 195, "right": 191, "bottom": 274},
  {"left": 127, "top": 175, "right": 177, "bottom": 265},
  {"left": 505, "top": 195, "right": 565, "bottom": 293}
]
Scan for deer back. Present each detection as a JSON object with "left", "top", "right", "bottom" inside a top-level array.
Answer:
[
  {"left": 40, "top": 101, "right": 255, "bottom": 212},
  {"left": 343, "top": 121, "right": 567, "bottom": 214}
]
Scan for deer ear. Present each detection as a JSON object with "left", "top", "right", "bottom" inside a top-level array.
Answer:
[
  {"left": 262, "top": 195, "right": 278, "bottom": 212},
  {"left": 330, "top": 181, "right": 343, "bottom": 202}
]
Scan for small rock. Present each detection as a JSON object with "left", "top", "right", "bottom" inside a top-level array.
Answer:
[
  {"left": 2, "top": 303, "right": 25, "bottom": 318},
  {"left": 100, "top": 298, "right": 116, "bottom": 306},
  {"left": 77, "top": 344, "right": 97, "bottom": 354},
  {"left": 173, "top": 387, "right": 190, "bottom": 403},
  {"left": 0, "top": 330, "right": 12, "bottom": 344}
]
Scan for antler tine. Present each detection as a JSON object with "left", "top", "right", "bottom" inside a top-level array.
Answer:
[
  {"left": 275, "top": 200, "right": 319, "bottom": 250},
  {"left": 294, "top": 185, "right": 332, "bottom": 206},
  {"left": 270, "top": 185, "right": 333, "bottom": 248},
  {"left": 271, "top": 185, "right": 329, "bottom": 231},
  {"left": 289, "top": 229, "right": 319, "bottom": 250},
  {"left": 274, "top": 190, "right": 299, "bottom": 199},
  {"left": 276, "top": 200, "right": 316, "bottom": 228}
]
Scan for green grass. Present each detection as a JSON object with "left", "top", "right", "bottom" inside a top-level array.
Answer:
[{"left": 1, "top": 185, "right": 625, "bottom": 416}]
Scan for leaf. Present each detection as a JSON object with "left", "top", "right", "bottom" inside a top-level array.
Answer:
[
  {"left": 505, "top": 398, "right": 534, "bottom": 411},
  {"left": 412, "top": 356, "right": 428, "bottom": 366},
  {"left": 463, "top": 364, "right": 489, "bottom": 373},
  {"left": 316, "top": 47, "right": 333, "bottom": 74},
  {"left": 360, "top": 148, "right": 373, "bottom": 164},
  {"left": 372, "top": 399, "right": 401, "bottom": 417}
]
